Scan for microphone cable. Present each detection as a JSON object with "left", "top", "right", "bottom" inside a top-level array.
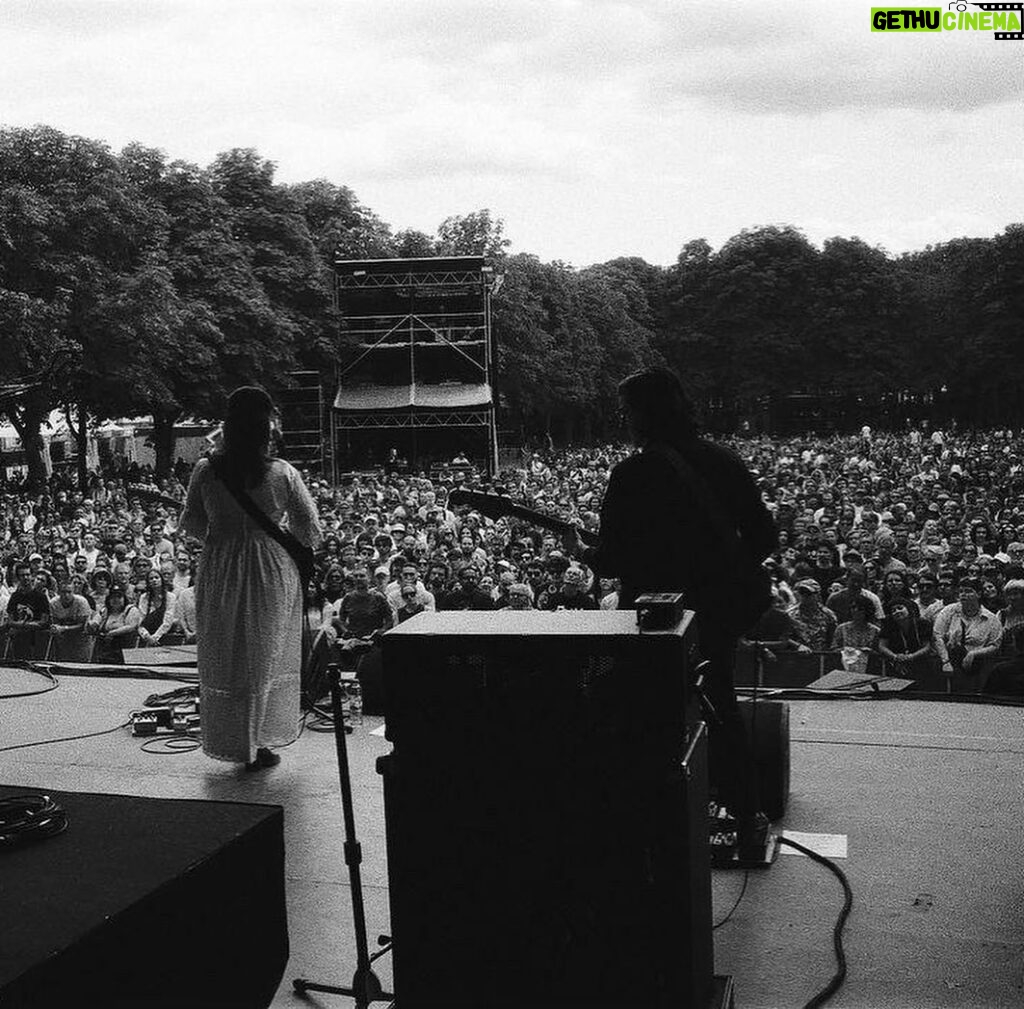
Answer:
[{"left": 0, "top": 794, "right": 68, "bottom": 849}]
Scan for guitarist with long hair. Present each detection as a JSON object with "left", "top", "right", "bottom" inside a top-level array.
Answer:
[
  {"left": 562, "top": 366, "right": 778, "bottom": 852},
  {"left": 180, "top": 387, "right": 322, "bottom": 771}
]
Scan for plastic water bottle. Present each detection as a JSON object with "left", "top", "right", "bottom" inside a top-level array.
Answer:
[{"left": 346, "top": 678, "right": 363, "bottom": 726}]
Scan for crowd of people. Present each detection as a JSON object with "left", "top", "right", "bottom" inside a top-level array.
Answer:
[{"left": 3, "top": 421, "right": 1024, "bottom": 694}]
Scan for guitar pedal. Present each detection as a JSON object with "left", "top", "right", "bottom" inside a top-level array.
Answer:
[{"left": 635, "top": 592, "right": 686, "bottom": 631}]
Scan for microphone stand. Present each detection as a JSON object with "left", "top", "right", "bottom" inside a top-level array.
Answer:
[{"left": 293, "top": 664, "right": 394, "bottom": 1007}]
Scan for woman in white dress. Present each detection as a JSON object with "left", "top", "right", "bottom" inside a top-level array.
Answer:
[{"left": 180, "top": 387, "right": 322, "bottom": 770}]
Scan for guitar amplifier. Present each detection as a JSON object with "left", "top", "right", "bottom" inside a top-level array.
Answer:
[{"left": 378, "top": 610, "right": 713, "bottom": 1009}]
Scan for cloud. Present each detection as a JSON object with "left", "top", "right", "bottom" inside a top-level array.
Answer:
[
  {"left": 644, "top": 4, "right": 1024, "bottom": 115},
  {"left": 801, "top": 209, "right": 1014, "bottom": 256},
  {"left": 3, "top": 0, "right": 178, "bottom": 38},
  {"left": 287, "top": 106, "right": 600, "bottom": 185},
  {"left": 664, "top": 46, "right": 1022, "bottom": 114},
  {"left": 0, "top": 0, "right": 1020, "bottom": 268}
]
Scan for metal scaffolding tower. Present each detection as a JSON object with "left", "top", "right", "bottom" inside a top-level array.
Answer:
[{"left": 331, "top": 255, "right": 502, "bottom": 479}]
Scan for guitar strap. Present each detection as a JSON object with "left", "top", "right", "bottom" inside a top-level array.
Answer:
[
  {"left": 219, "top": 475, "right": 311, "bottom": 581},
  {"left": 218, "top": 474, "right": 317, "bottom": 703}
]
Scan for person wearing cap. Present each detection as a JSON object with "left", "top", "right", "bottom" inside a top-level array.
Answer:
[
  {"left": 180, "top": 386, "right": 323, "bottom": 772},
  {"left": 374, "top": 533, "right": 395, "bottom": 565},
  {"left": 85, "top": 585, "right": 140, "bottom": 664},
  {"left": 786, "top": 579, "right": 837, "bottom": 651}
]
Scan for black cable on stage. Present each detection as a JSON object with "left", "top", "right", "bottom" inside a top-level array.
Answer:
[
  {"left": 713, "top": 869, "right": 749, "bottom": 930},
  {"left": 288, "top": 708, "right": 312, "bottom": 743},
  {"left": 303, "top": 702, "right": 358, "bottom": 734},
  {"left": 0, "top": 794, "right": 68, "bottom": 848},
  {"left": 0, "top": 719, "right": 131, "bottom": 753},
  {"left": 0, "top": 663, "right": 60, "bottom": 700},
  {"left": 776, "top": 835, "right": 853, "bottom": 1009},
  {"left": 140, "top": 734, "right": 202, "bottom": 755}
]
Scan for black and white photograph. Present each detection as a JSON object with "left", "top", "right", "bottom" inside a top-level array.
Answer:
[{"left": 1, "top": 2, "right": 1023, "bottom": 1007}]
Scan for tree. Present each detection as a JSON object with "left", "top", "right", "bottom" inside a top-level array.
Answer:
[
  {"left": 115, "top": 146, "right": 332, "bottom": 476},
  {"left": 578, "top": 261, "right": 663, "bottom": 438},
  {"left": 288, "top": 178, "right": 394, "bottom": 263},
  {"left": 436, "top": 209, "right": 510, "bottom": 258},
  {"left": 392, "top": 228, "right": 437, "bottom": 258},
  {"left": 813, "top": 237, "right": 910, "bottom": 396},
  {"left": 204, "top": 150, "right": 334, "bottom": 440},
  {"left": 491, "top": 254, "right": 556, "bottom": 437},
  {"left": 0, "top": 126, "right": 171, "bottom": 488},
  {"left": 662, "top": 227, "right": 822, "bottom": 424}
]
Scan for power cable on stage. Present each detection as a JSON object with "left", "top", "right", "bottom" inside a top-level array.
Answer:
[
  {"left": 0, "top": 719, "right": 131, "bottom": 753},
  {"left": 0, "top": 793, "right": 68, "bottom": 849},
  {"left": 776, "top": 835, "right": 853, "bottom": 1009},
  {"left": 713, "top": 869, "right": 750, "bottom": 930},
  {"left": 0, "top": 662, "right": 60, "bottom": 699}
]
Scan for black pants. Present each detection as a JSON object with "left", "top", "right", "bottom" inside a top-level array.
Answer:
[{"left": 698, "top": 617, "right": 762, "bottom": 819}]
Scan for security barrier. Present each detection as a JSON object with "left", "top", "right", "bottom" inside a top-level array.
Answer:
[{"left": 734, "top": 647, "right": 1006, "bottom": 694}]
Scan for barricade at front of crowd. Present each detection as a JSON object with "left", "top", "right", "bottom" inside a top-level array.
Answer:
[{"left": 734, "top": 647, "right": 1004, "bottom": 695}]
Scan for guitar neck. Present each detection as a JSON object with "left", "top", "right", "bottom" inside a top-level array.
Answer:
[
  {"left": 127, "top": 486, "right": 186, "bottom": 510},
  {"left": 448, "top": 491, "right": 599, "bottom": 548}
]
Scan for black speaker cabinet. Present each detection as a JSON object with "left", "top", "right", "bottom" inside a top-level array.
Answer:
[
  {"left": 738, "top": 698, "right": 791, "bottom": 822},
  {"left": 378, "top": 610, "right": 713, "bottom": 1008}
]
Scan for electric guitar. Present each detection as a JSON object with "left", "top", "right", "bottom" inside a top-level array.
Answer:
[
  {"left": 448, "top": 489, "right": 599, "bottom": 548},
  {"left": 126, "top": 486, "right": 186, "bottom": 509}
]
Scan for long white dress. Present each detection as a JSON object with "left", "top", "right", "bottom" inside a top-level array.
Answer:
[{"left": 180, "top": 457, "right": 322, "bottom": 763}]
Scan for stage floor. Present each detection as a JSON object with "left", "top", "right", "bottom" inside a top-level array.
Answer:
[{"left": 2, "top": 669, "right": 1022, "bottom": 1009}]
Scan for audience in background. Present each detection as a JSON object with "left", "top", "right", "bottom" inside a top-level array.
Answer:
[{"left": 4, "top": 424, "right": 1024, "bottom": 694}]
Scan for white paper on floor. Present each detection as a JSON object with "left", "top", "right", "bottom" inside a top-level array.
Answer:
[
  {"left": 780, "top": 831, "right": 848, "bottom": 858},
  {"left": 370, "top": 724, "right": 387, "bottom": 737}
]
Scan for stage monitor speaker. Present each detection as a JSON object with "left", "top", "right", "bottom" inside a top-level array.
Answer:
[
  {"left": 738, "top": 698, "right": 790, "bottom": 822},
  {"left": 378, "top": 610, "right": 712, "bottom": 1009}
]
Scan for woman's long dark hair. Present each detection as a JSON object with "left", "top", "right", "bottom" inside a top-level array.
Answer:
[{"left": 211, "top": 386, "right": 275, "bottom": 490}]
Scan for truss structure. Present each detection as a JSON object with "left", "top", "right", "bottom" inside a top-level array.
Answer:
[{"left": 330, "top": 256, "right": 502, "bottom": 477}]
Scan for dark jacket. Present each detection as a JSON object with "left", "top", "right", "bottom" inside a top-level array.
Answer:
[{"left": 584, "top": 438, "right": 777, "bottom": 621}]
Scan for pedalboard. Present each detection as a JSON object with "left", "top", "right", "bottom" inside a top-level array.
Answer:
[
  {"left": 130, "top": 698, "right": 200, "bottom": 737},
  {"left": 708, "top": 801, "right": 779, "bottom": 870}
]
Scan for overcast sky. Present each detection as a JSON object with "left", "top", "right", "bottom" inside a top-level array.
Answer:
[{"left": 3, "top": 0, "right": 1023, "bottom": 267}]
